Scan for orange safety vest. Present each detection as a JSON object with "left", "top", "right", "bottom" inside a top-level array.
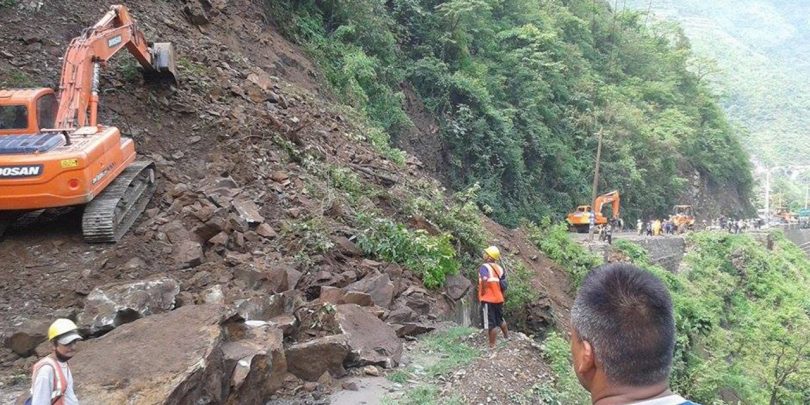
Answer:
[
  {"left": 478, "top": 263, "right": 505, "bottom": 304},
  {"left": 30, "top": 355, "right": 68, "bottom": 405}
]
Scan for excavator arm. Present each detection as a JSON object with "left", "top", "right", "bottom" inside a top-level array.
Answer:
[
  {"left": 594, "top": 191, "right": 620, "bottom": 219},
  {"left": 55, "top": 5, "right": 176, "bottom": 129}
]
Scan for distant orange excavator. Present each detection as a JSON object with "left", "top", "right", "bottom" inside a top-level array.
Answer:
[
  {"left": 0, "top": 5, "right": 176, "bottom": 242},
  {"left": 566, "top": 191, "right": 621, "bottom": 233}
]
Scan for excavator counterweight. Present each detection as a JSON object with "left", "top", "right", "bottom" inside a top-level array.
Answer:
[{"left": 0, "top": 5, "right": 176, "bottom": 242}]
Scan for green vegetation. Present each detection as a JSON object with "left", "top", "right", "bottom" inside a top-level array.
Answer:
[
  {"left": 387, "top": 370, "right": 410, "bottom": 384},
  {"left": 383, "top": 327, "right": 476, "bottom": 405},
  {"left": 265, "top": 0, "right": 752, "bottom": 225},
  {"left": 526, "top": 219, "right": 601, "bottom": 287},
  {"left": 614, "top": 232, "right": 810, "bottom": 403},
  {"left": 421, "top": 326, "right": 481, "bottom": 376},
  {"left": 0, "top": 70, "right": 34, "bottom": 88},
  {"left": 0, "top": 0, "right": 16, "bottom": 9},
  {"left": 383, "top": 384, "right": 464, "bottom": 405},
  {"left": 537, "top": 331, "right": 589, "bottom": 404},
  {"left": 501, "top": 261, "right": 540, "bottom": 330},
  {"left": 625, "top": 0, "right": 810, "bottom": 168},
  {"left": 355, "top": 214, "right": 459, "bottom": 289}
]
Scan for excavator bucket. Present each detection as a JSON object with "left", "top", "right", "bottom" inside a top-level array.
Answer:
[{"left": 146, "top": 42, "right": 178, "bottom": 84}]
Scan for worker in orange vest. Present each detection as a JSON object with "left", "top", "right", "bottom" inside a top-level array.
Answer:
[{"left": 479, "top": 246, "right": 509, "bottom": 350}]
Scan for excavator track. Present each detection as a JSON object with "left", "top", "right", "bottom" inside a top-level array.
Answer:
[{"left": 82, "top": 160, "right": 156, "bottom": 243}]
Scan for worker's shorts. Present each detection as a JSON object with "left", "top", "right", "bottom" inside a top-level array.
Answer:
[{"left": 481, "top": 302, "right": 504, "bottom": 330}]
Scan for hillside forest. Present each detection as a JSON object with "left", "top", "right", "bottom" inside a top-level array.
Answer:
[
  {"left": 265, "top": 0, "right": 754, "bottom": 225},
  {"left": 624, "top": 0, "right": 810, "bottom": 211}
]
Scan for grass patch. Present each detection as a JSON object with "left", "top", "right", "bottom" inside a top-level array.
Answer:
[
  {"left": 502, "top": 260, "right": 540, "bottom": 330},
  {"left": 177, "top": 57, "right": 208, "bottom": 78},
  {"left": 421, "top": 326, "right": 480, "bottom": 376},
  {"left": 1, "top": 70, "right": 34, "bottom": 88},
  {"left": 0, "top": 0, "right": 16, "bottom": 8},
  {"left": 382, "top": 384, "right": 464, "bottom": 405},
  {"left": 387, "top": 370, "right": 409, "bottom": 384},
  {"left": 526, "top": 219, "right": 601, "bottom": 288},
  {"left": 538, "top": 331, "right": 590, "bottom": 404}
]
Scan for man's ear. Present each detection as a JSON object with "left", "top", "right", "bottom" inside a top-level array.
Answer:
[
  {"left": 572, "top": 336, "right": 595, "bottom": 375},
  {"left": 578, "top": 339, "right": 595, "bottom": 374}
]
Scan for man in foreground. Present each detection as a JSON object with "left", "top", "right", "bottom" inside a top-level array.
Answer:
[
  {"left": 29, "top": 319, "right": 82, "bottom": 405},
  {"left": 570, "top": 263, "right": 697, "bottom": 405}
]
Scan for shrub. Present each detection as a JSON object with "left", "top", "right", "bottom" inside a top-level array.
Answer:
[
  {"left": 356, "top": 215, "right": 459, "bottom": 289},
  {"left": 526, "top": 218, "right": 601, "bottom": 287}
]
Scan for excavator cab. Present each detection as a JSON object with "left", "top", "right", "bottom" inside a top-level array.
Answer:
[{"left": 0, "top": 89, "right": 57, "bottom": 135}]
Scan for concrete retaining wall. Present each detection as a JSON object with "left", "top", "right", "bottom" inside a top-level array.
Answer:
[
  {"left": 784, "top": 228, "right": 810, "bottom": 256},
  {"left": 630, "top": 237, "right": 686, "bottom": 273}
]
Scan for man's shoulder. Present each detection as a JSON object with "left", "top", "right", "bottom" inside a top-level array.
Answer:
[{"left": 630, "top": 394, "right": 699, "bottom": 405}]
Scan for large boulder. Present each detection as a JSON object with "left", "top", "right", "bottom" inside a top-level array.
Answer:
[
  {"left": 174, "top": 240, "right": 204, "bottom": 268},
  {"left": 346, "top": 273, "right": 394, "bottom": 309},
  {"left": 72, "top": 305, "right": 229, "bottom": 404},
  {"left": 234, "top": 295, "right": 284, "bottom": 321},
  {"left": 4, "top": 318, "right": 50, "bottom": 357},
  {"left": 444, "top": 274, "right": 472, "bottom": 301},
  {"left": 336, "top": 304, "right": 402, "bottom": 368},
  {"left": 285, "top": 334, "right": 350, "bottom": 381},
  {"left": 78, "top": 276, "right": 180, "bottom": 335},
  {"left": 221, "top": 324, "right": 286, "bottom": 403}
]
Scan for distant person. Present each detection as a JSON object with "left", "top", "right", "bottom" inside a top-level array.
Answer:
[
  {"left": 645, "top": 221, "right": 652, "bottom": 237},
  {"left": 570, "top": 263, "right": 698, "bottom": 405},
  {"left": 588, "top": 211, "right": 596, "bottom": 242},
  {"left": 28, "top": 319, "right": 82, "bottom": 405},
  {"left": 652, "top": 219, "right": 662, "bottom": 236},
  {"left": 605, "top": 222, "right": 614, "bottom": 245},
  {"left": 478, "top": 246, "right": 508, "bottom": 350}
]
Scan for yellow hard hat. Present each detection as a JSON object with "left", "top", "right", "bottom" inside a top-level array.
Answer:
[
  {"left": 47, "top": 319, "right": 79, "bottom": 341},
  {"left": 484, "top": 246, "right": 501, "bottom": 260}
]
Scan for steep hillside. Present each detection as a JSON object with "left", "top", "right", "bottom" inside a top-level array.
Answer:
[
  {"left": 625, "top": 0, "right": 810, "bottom": 168},
  {"left": 266, "top": 0, "right": 754, "bottom": 223},
  {"left": 623, "top": 0, "right": 810, "bottom": 212}
]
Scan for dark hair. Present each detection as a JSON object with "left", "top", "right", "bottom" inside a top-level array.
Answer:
[{"left": 571, "top": 263, "right": 675, "bottom": 386}]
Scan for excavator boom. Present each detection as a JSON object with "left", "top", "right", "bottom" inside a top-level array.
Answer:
[{"left": 55, "top": 5, "right": 176, "bottom": 129}]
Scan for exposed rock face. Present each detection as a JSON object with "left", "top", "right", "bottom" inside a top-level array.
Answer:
[
  {"left": 346, "top": 273, "right": 394, "bottom": 309},
  {"left": 336, "top": 304, "right": 402, "bottom": 368},
  {"left": 285, "top": 334, "right": 350, "bottom": 381},
  {"left": 222, "top": 324, "right": 286, "bottom": 403},
  {"left": 444, "top": 274, "right": 472, "bottom": 301},
  {"left": 174, "top": 240, "right": 204, "bottom": 268},
  {"left": 235, "top": 295, "right": 284, "bottom": 321},
  {"left": 78, "top": 276, "right": 180, "bottom": 335},
  {"left": 72, "top": 305, "right": 228, "bottom": 404},
  {"left": 4, "top": 318, "right": 50, "bottom": 357}
]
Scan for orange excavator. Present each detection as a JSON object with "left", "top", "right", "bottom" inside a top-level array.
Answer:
[
  {"left": 566, "top": 191, "right": 621, "bottom": 233},
  {"left": 0, "top": 5, "right": 176, "bottom": 242}
]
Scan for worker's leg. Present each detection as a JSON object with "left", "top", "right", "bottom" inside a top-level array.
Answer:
[
  {"left": 488, "top": 328, "right": 497, "bottom": 348},
  {"left": 500, "top": 321, "right": 509, "bottom": 339}
]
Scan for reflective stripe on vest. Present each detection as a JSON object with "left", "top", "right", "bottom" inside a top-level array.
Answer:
[
  {"left": 482, "top": 263, "right": 502, "bottom": 282},
  {"left": 32, "top": 356, "right": 67, "bottom": 403}
]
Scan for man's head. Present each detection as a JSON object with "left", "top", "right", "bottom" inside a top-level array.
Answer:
[
  {"left": 570, "top": 263, "right": 675, "bottom": 393},
  {"left": 47, "top": 318, "right": 82, "bottom": 361}
]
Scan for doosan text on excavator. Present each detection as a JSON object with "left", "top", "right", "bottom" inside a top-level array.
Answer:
[{"left": 0, "top": 5, "right": 176, "bottom": 242}]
